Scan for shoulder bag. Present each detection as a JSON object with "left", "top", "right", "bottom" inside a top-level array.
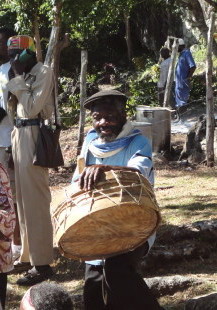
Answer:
[{"left": 33, "top": 78, "right": 64, "bottom": 168}]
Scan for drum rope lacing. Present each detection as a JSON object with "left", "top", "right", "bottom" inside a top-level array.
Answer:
[{"left": 52, "top": 170, "right": 160, "bottom": 235}]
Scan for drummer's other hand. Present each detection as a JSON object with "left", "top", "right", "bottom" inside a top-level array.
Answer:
[{"left": 79, "top": 165, "right": 106, "bottom": 191}]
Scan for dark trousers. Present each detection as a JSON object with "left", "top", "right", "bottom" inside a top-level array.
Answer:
[
  {"left": 0, "top": 273, "right": 7, "bottom": 309},
  {"left": 83, "top": 243, "right": 163, "bottom": 310}
]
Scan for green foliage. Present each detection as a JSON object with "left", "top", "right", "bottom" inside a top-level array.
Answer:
[
  {"left": 190, "top": 75, "right": 206, "bottom": 102},
  {"left": 128, "top": 77, "right": 158, "bottom": 110},
  {"left": 192, "top": 44, "right": 207, "bottom": 74},
  {"left": 87, "top": 73, "right": 98, "bottom": 84},
  {"left": 126, "top": 62, "right": 160, "bottom": 117},
  {"left": 59, "top": 94, "right": 80, "bottom": 128},
  {"left": 132, "top": 56, "right": 147, "bottom": 71},
  {"left": 0, "top": 8, "right": 16, "bottom": 29},
  {"left": 190, "top": 72, "right": 217, "bottom": 103},
  {"left": 58, "top": 77, "right": 80, "bottom": 128}
]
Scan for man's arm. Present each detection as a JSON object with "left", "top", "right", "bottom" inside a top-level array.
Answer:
[
  {"left": 79, "top": 164, "right": 140, "bottom": 191},
  {"left": 7, "top": 64, "right": 53, "bottom": 118},
  {"left": 186, "top": 50, "right": 196, "bottom": 79},
  {"left": 187, "top": 66, "right": 196, "bottom": 79}
]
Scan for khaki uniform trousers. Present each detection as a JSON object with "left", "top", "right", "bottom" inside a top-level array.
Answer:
[{"left": 12, "top": 125, "right": 53, "bottom": 266}]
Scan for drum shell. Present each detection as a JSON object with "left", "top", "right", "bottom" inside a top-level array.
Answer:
[{"left": 52, "top": 170, "right": 161, "bottom": 261}]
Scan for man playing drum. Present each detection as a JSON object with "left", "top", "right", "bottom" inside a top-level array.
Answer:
[{"left": 73, "top": 90, "right": 164, "bottom": 310}]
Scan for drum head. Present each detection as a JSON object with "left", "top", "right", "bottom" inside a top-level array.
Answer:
[{"left": 58, "top": 201, "right": 160, "bottom": 260}]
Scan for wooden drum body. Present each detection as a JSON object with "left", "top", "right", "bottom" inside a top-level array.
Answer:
[{"left": 52, "top": 170, "right": 161, "bottom": 261}]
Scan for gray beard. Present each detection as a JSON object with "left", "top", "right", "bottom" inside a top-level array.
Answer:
[{"left": 99, "top": 133, "right": 117, "bottom": 143}]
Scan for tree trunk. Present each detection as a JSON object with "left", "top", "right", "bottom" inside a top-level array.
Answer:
[
  {"left": 179, "top": 0, "right": 217, "bottom": 56},
  {"left": 44, "top": 0, "right": 62, "bottom": 125},
  {"left": 206, "top": 10, "right": 215, "bottom": 167},
  {"left": 55, "top": 33, "right": 70, "bottom": 82},
  {"left": 77, "top": 50, "right": 88, "bottom": 156},
  {"left": 33, "top": 16, "right": 43, "bottom": 62},
  {"left": 163, "top": 37, "right": 178, "bottom": 107},
  {"left": 124, "top": 13, "right": 132, "bottom": 63}
]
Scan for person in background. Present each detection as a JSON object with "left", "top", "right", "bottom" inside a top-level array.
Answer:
[
  {"left": 175, "top": 38, "right": 196, "bottom": 114},
  {"left": 6, "top": 35, "right": 54, "bottom": 286},
  {"left": 0, "top": 163, "right": 16, "bottom": 309},
  {"left": 72, "top": 90, "right": 164, "bottom": 310},
  {"left": 0, "top": 27, "right": 22, "bottom": 263},
  {"left": 20, "top": 282, "right": 73, "bottom": 310},
  {"left": 157, "top": 47, "right": 171, "bottom": 106}
]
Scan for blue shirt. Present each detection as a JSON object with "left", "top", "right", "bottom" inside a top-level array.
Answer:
[
  {"left": 175, "top": 49, "right": 196, "bottom": 81},
  {"left": 175, "top": 49, "right": 196, "bottom": 107},
  {"left": 72, "top": 128, "right": 155, "bottom": 265}
]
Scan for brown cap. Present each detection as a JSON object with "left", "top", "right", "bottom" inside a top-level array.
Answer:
[{"left": 83, "top": 90, "right": 128, "bottom": 110}]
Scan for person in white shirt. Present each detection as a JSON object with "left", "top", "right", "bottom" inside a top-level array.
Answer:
[
  {"left": 0, "top": 28, "right": 14, "bottom": 164},
  {"left": 157, "top": 47, "right": 171, "bottom": 106},
  {"left": 0, "top": 27, "right": 22, "bottom": 264}
]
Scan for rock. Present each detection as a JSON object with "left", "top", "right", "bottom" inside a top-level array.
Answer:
[
  {"left": 141, "top": 220, "right": 217, "bottom": 268},
  {"left": 185, "top": 167, "right": 193, "bottom": 171},
  {"left": 146, "top": 275, "right": 203, "bottom": 297},
  {"left": 193, "top": 220, "right": 217, "bottom": 231},
  {"left": 178, "top": 160, "right": 189, "bottom": 167},
  {"left": 144, "top": 242, "right": 209, "bottom": 267},
  {"left": 185, "top": 293, "right": 217, "bottom": 310},
  {"left": 179, "top": 115, "right": 206, "bottom": 163},
  {"left": 153, "top": 153, "right": 168, "bottom": 165}
]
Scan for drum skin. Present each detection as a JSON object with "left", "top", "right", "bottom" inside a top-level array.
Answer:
[{"left": 52, "top": 170, "right": 161, "bottom": 261}]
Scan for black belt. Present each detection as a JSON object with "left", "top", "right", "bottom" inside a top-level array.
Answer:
[{"left": 15, "top": 118, "right": 40, "bottom": 128}]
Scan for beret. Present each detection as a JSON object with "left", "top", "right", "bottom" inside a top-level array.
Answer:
[{"left": 83, "top": 89, "right": 128, "bottom": 109}]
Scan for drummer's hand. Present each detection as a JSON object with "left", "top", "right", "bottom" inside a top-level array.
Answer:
[
  {"left": 10, "top": 54, "right": 25, "bottom": 76},
  {"left": 79, "top": 165, "right": 108, "bottom": 191}
]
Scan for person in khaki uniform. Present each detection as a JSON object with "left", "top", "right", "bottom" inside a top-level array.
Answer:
[{"left": 6, "top": 35, "right": 54, "bottom": 286}]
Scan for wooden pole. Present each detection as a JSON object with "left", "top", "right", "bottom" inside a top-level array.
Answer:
[
  {"left": 33, "top": 16, "right": 43, "bottom": 63},
  {"left": 163, "top": 38, "right": 178, "bottom": 107},
  {"left": 77, "top": 49, "right": 88, "bottom": 156},
  {"left": 124, "top": 13, "right": 132, "bottom": 63},
  {"left": 44, "top": 1, "right": 62, "bottom": 125},
  {"left": 206, "top": 9, "right": 215, "bottom": 167},
  {"left": 44, "top": 26, "right": 60, "bottom": 67}
]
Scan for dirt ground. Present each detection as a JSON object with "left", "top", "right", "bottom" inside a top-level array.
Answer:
[{"left": 7, "top": 102, "right": 217, "bottom": 310}]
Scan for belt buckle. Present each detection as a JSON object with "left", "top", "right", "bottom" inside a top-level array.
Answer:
[
  {"left": 16, "top": 119, "right": 26, "bottom": 128},
  {"left": 16, "top": 119, "right": 22, "bottom": 128},
  {"left": 21, "top": 119, "right": 27, "bottom": 126}
]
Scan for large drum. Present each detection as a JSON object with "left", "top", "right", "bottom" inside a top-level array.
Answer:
[{"left": 52, "top": 170, "right": 161, "bottom": 261}]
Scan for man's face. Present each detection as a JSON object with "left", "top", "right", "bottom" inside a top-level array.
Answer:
[
  {"left": 0, "top": 33, "right": 8, "bottom": 61},
  {"left": 8, "top": 48, "right": 22, "bottom": 61},
  {"left": 20, "top": 288, "right": 35, "bottom": 310},
  {"left": 91, "top": 101, "right": 126, "bottom": 142}
]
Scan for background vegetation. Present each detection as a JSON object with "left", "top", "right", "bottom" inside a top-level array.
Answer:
[{"left": 0, "top": 0, "right": 216, "bottom": 126}]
